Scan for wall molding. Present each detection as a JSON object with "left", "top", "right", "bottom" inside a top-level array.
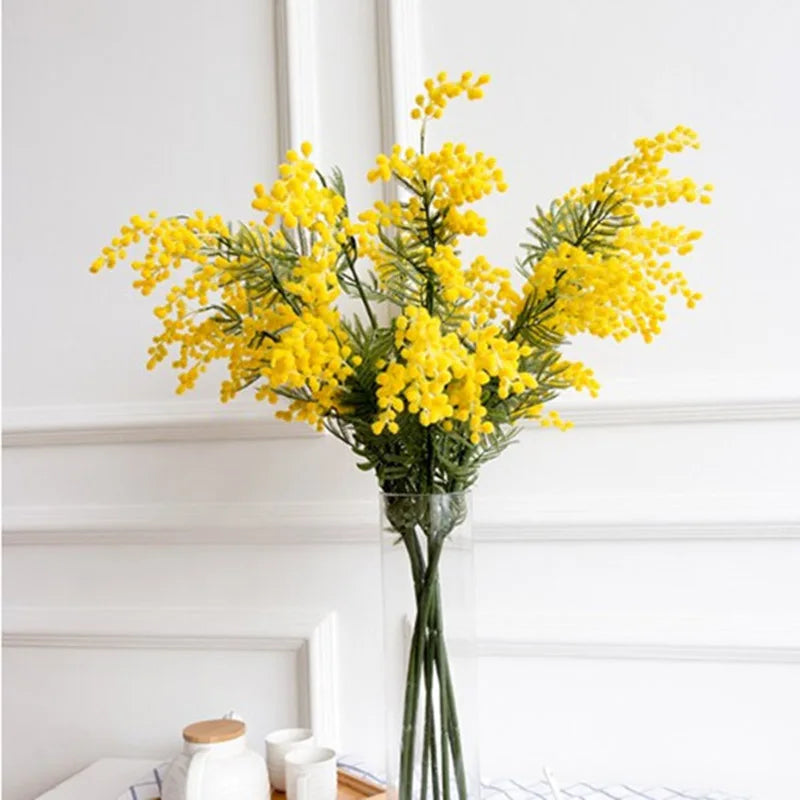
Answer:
[
  {"left": 477, "top": 611, "right": 800, "bottom": 665},
  {"left": 4, "top": 494, "right": 799, "bottom": 545},
  {"left": 2, "top": 501, "right": 372, "bottom": 545},
  {"left": 478, "top": 638, "right": 800, "bottom": 664},
  {"left": 6, "top": 608, "right": 792, "bottom": 707},
  {"left": 376, "top": 0, "right": 422, "bottom": 158},
  {"left": 1, "top": 401, "right": 321, "bottom": 447},
  {"left": 4, "top": 394, "right": 799, "bottom": 448},
  {"left": 2, "top": 607, "right": 339, "bottom": 748},
  {"left": 275, "top": 0, "right": 319, "bottom": 159},
  {"left": 547, "top": 396, "right": 800, "bottom": 427},
  {"left": 480, "top": 517, "right": 800, "bottom": 543}
]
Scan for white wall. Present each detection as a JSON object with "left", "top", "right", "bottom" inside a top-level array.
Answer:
[{"left": 3, "top": 1, "right": 800, "bottom": 799}]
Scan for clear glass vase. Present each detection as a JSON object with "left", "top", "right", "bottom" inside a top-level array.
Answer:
[{"left": 380, "top": 491, "right": 480, "bottom": 800}]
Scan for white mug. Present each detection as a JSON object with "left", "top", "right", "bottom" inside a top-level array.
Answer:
[
  {"left": 265, "top": 728, "right": 314, "bottom": 791},
  {"left": 285, "top": 746, "right": 337, "bottom": 800}
]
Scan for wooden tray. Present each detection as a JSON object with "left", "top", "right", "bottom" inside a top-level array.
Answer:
[{"left": 271, "top": 769, "right": 386, "bottom": 800}]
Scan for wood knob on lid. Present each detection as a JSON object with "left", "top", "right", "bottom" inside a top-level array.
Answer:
[{"left": 182, "top": 718, "right": 245, "bottom": 743}]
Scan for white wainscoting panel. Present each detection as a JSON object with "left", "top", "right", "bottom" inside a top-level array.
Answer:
[
  {"left": 2, "top": 607, "right": 338, "bottom": 800},
  {"left": 478, "top": 655, "right": 800, "bottom": 800}
]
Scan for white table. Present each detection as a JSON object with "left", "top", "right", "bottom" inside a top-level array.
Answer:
[
  {"left": 35, "top": 758, "right": 162, "bottom": 800},
  {"left": 35, "top": 757, "right": 749, "bottom": 800}
]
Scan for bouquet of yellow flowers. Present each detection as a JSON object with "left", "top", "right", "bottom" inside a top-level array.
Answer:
[{"left": 92, "top": 70, "right": 709, "bottom": 800}]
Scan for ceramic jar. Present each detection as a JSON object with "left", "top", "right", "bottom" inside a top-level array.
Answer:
[{"left": 161, "top": 718, "right": 268, "bottom": 800}]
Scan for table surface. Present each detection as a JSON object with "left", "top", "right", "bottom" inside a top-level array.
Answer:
[
  {"left": 36, "top": 758, "right": 162, "bottom": 800},
  {"left": 35, "top": 757, "right": 751, "bottom": 800},
  {"left": 35, "top": 758, "right": 386, "bottom": 800}
]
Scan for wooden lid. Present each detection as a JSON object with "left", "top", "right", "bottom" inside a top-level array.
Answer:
[{"left": 182, "top": 719, "right": 245, "bottom": 744}]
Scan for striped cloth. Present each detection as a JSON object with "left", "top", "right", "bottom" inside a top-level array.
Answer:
[
  {"left": 120, "top": 760, "right": 750, "bottom": 800},
  {"left": 479, "top": 779, "right": 749, "bottom": 800},
  {"left": 121, "top": 764, "right": 162, "bottom": 800}
]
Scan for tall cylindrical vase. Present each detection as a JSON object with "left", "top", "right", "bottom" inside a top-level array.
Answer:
[{"left": 380, "top": 492, "right": 479, "bottom": 800}]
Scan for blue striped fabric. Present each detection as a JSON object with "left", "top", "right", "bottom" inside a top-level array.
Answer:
[
  {"left": 120, "top": 761, "right": 750, "bottom": 800},
  {"left": 125, "top": 767, "right": 162, "bottom": 800},
  {"left": 478, "top": 778, "right": 749, "bottom": 800}
]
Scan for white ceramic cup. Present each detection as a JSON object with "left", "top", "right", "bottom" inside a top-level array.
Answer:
[
  {"left": 285, "top": 746, "right": 337, "bottom": 800},
  {"left": 265, "top": 728, "right": 314, "bottom": 791}
]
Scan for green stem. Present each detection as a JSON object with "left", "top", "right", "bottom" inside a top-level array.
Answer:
[
  {"left": 395, "top": 507, "right": 468, "bottom": 800},
  {"left": 428, "top": 579, "right": 451, "bottom": 800},
  {"left": 432, "top": 588, "right": 467, "bottom": 800},
  {"left": 401, "top": 526, "right": 426, "bottom": 595},
  {"left": 422, "top": 190, "right": 437, "bottom": 497},
  {"left": 439, "top": 636, "right": 451, "bottom": 800},
  {"left": 423, "top": 633, "right": 440, "bottom": 800},
  {"left": 399, "top": 538, "right": 445, "bottom": 800},
  {"left": 398, "top": 527, "right": 425, "bottom": 800},
  {"left": 404, "top": 526, "right": 432, "bottom": 800},
  {"left": 421, "top": 691, "right": 430, "bottom": 800},
  {"left": 297, "top": 224, "right": 308, "bottom": 256},
  {"left": 344, "top": 237, "right": 377, "bottom": 328}
]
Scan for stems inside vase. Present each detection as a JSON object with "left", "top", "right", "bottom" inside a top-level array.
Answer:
[{"left": 397, "top": 523, "right": 468, "bottom": 800}]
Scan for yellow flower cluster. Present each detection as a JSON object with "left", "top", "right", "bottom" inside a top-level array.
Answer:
[
  {"left": 576, "top": 126, "right": 712, "bottom": 209},
  {"left": 554, "top": 359, "right": 600, "bottom": 398},
  {"left": 91, "top": 145, "right": 355, "bottom": 429},
  {"left": 347, "top": 198, "right": 418, "bottom": 274},
  {"left": 505, "top": 357, "right": 599, "bottom": 430},
  {"left": 464, "top": 256, "right": 520, "bottom": 323},
  {"left": 252, "top": 142, "right": 345, "bottom": 239},
  {"left": 367, "top": 141, "right": 506, "bottom": 237},
  {"left": 537, "top": 410, "right": 574, "bottom": 431},
  {"left": 410, "top": 71, "right": 490, "bottom": 121},
  {"left": 426, "top": 246, "right": 471, "bottom": 303},
  {"left": 521, "top": 127, "right": 709, "bottom": 343},
  {"left": 523, "top": 232, "right": 702, "bottom": 343},
  {"left": 145, "top": 234, "right": 352, "bottom": 423},
  {"left": 372, "top": 306, "right": 538, "bottom": 443},
  {"left": 89, "top": 210, "right": 226, "bottom": 296},
  {"left": 357, "top": 142, "right": 507, "bottom": 315},
  {"left": 262, "top": 303, "right": 354, "bottom": 426}
]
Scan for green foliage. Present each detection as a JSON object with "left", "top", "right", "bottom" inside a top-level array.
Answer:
[{"left": 520, "top": 191, "right": 635, "bottom": 268}]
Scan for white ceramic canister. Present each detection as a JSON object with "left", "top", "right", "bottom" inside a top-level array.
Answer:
[{"left": 161, "top": 718, "right": 268, "bottom": 800}]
